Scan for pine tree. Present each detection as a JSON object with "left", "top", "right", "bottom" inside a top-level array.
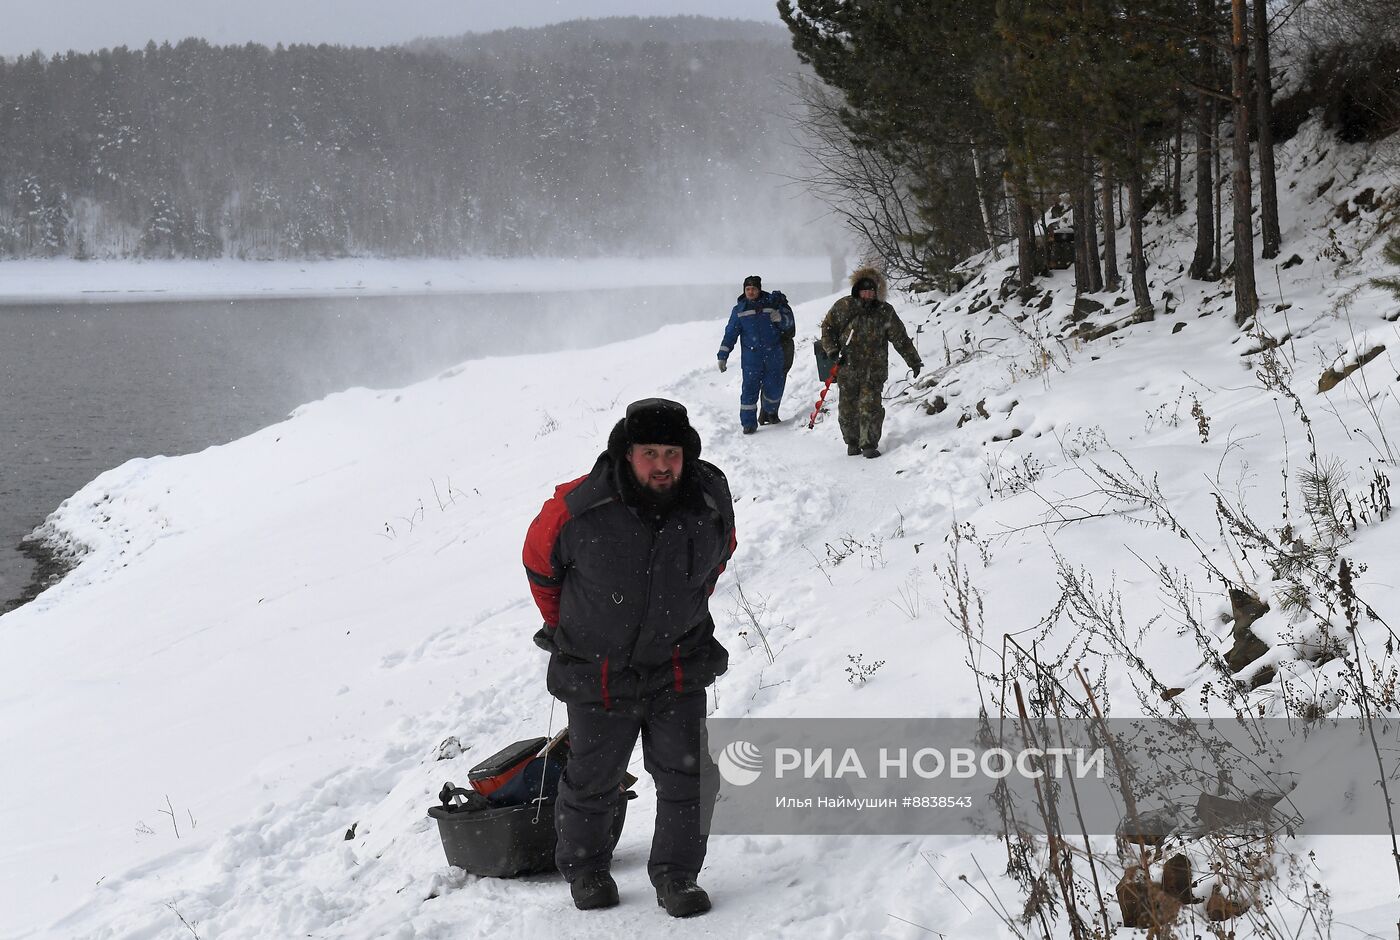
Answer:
[
  {"left": 40, "top": 189, "right": 71, "bottom": 256},
  {"left": 1251, "top": 0, "right": 1281, "bottom": 259},
  {"left": 779, "top": 0, "right": 1006, "bottom": 282},
  {"left": 16, "top": 177, "right": 44, "bottom": 253},
  {"left": 138, "top": 192, "right": 181, "bottom": 258},
  {"left": 1229, "top": 0, "right": 1259, "bottom": 325},
  {"left": 981, "top": 0, "right": 1103, "bottom": 296},
  {"left": 1189, "top": 0, "right": 1224, "bottom": 280},
  {"left": 1107, "top": 0, "right": 1194, "bottom": 315},
  {"left": 982, "top": 0, "right": 1189, "bottom": 312}
]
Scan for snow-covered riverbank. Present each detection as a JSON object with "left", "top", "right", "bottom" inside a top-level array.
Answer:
[{"left": 5, "top": 119, "right": 1400, "bottom": 937}]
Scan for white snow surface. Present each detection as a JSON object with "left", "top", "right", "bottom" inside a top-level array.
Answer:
[
  {"left": 4, "top": 119, "right": 1400, "bottom": 937},
  {"left": 0, "top": 255, "right": 831, "bottom": 304}
]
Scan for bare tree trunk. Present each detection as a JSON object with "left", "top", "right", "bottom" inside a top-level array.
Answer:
[
  {"left": 1231, "top": 0, "right": 1259, "bottom": 325},
  {"left": 1082, "top": 149, "right": 1103, "bottom": 291},
  {"left": 1190, "top": 0, "right": 1217, "bottom": 281},
  {"left": 970, "top": 142, "right": 1000, "bottom": 256},
  {"left": 1029, "top": 196, "right": 1046, "bottom": 267},
  {"left": 1172, "top": 112, "right": 1185, "bottom": 214},
  {"left": 1251, "top": 0, "right": 1281, "bottom": 258},
  {"left": 1214, "top": 98, "right": 1224, "bottom": 277},
  {"left": 1003, "top": 176, "right": 1014, "bottom": 254},
  {"left": 1128, "top": 142, "right": 1153, "bottom": 315},
  {"left": 1101, "top": 161, "right": 1121, "bottom": 289},
  {"left": 1012, "top": 178, "right": 1036, "bottom": 293},
  {"left": 1072, "top": 193, "right": 1089, "bottom": 295},
  {"left": 1190, "top": 102, "right": 1217, "bottom": 278},
  {"left": 1163, "top": 140, "right": 1172, "bottom": 201}
]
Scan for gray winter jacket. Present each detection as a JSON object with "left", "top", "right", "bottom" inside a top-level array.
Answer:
[{"left": 524, "top": 446, "right": 736, "bottom": 709}]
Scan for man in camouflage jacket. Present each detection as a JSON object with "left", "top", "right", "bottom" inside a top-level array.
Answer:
[{"left": 819, "top": 267, "right": 923, "bottom": 458}]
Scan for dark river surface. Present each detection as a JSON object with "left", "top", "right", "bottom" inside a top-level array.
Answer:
[{"left": 0, "top": 281, "right": 828, "bottom": 611}]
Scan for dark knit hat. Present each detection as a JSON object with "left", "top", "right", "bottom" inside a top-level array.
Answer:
[
  {"left": 743, "top": 275, "right": 762, "bottom": 290},
  {"left": 607, "top": 398, "right": 702, "bottom": 461},
  {"left": 852, "top": 277, "right": 878, "bottom": 297}
]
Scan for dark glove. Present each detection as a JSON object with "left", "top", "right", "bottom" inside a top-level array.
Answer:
[
  {"left": 718, "top": 359, "right": 727, "bottom": 373},
  {"left": 532, "top": 623, "right": 558, "bottom": 652},
  {"left": 912, "top": 361, "right": 923, "bottom": 378}
]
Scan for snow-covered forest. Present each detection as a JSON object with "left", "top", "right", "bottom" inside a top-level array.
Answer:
[{"left": 0, "top": 17, "right": 817, "bottom": 260}]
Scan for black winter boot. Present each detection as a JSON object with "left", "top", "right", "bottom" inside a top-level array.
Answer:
[
  {"left": 656, "top": 876, "right": 711, "bottom": 917},
  {"left": 742, "top": 426, "right": 757, "bottom": 435},
  {"left": 862, "top": 446, "right": 881, "bottom": 459},
  {"left": 846, "top": 442, "right": 861, "bottom": 456},
  {"left": 571, "top": 870, "right": 620, "bottom": 910}
]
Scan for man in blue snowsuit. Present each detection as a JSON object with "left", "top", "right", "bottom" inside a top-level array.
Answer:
[{"left": 716, "top": 275, "right": 795, "bottom": 434}]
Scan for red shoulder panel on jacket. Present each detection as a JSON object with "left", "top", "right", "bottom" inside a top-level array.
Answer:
[{"left": 522, "top": 473, "right": 589, "bottom": 626}]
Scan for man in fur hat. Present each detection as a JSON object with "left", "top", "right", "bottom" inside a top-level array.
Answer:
[
  {"left": 523, "top": 398, "right": 736, "bottom": 917},
  {"left": 819, "top": 267, "right": 923, "bottom": 458}
]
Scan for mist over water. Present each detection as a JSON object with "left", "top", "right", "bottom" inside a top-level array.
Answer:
[{"left": 0, "top": 281, "right": 829, "bottom": 610}]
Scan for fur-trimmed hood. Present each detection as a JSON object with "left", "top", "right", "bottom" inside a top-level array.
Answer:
[{"left": 848, "top": 265, "right": 888, "bottom": 301}]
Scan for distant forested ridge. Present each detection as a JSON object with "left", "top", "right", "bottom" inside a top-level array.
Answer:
[{"left": 0, "top": 17, "right": 815, "bottom": 259}]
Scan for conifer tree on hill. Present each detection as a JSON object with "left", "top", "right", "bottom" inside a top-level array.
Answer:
[
  {"left": 1252, "top": 0, "right": 1282, "bottom": 260},
  {"left": 983, "top": 0, "right": 1190, "bottom": 315},
  {"left": 1230, "top": 0, "right": 1260, "bottom": 325},
  {"left": 778, "top": 0, "right": 1009, "bottom": 285},
  {"left": 1189, "top": 0, "right": 1225, "bottom": 282},
  {"left": 780, "top": 0, "right": 1281, "bottom": 328}
]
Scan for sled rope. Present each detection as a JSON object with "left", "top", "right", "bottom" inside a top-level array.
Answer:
[{"left": 533, "top": 698, "right": 557, "bottom": 824}]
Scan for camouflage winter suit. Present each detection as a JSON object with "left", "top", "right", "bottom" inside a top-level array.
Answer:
[{"left": 820, "top": 290, "right": 922, "bottom": 451}]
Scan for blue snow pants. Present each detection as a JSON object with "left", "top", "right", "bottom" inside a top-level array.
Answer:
[{"left": 740, "top": 345, "right": 787, "bottom": 429}]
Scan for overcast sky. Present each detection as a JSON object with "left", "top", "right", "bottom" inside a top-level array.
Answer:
[{"left": 4, "top": 0, "right": 784, "bottom": 58}]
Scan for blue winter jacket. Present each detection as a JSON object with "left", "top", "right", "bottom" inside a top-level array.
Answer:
[{"left": 717, "top": 290, "right": 795, "bottom": 362}]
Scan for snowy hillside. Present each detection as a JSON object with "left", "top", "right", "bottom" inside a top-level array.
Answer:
[{"left": 4, "top": 116, "right": 1400, "bottom": 938}]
